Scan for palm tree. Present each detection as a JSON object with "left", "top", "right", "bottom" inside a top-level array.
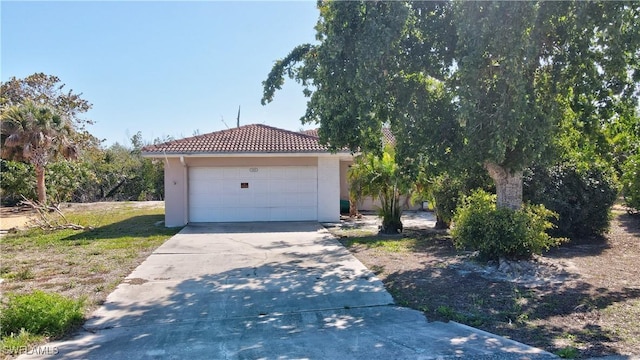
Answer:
[
  {"left": 348, "top": 146, "right": 409, "bottom": 234},
  {"left": 1, "top": 101, "right": 78, "bottom": 204}
]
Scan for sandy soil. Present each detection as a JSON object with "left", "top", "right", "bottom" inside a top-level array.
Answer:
[{"left": 0, "top": 207, "right": 35, "bottom": 230}]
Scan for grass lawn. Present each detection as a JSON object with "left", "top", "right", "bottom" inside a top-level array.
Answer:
[
  {"left": 334, "top": 209, "right": 640, "bottom": 359},
  {"left": 0, "top": 202, "right": 181, "bottom": 355}
]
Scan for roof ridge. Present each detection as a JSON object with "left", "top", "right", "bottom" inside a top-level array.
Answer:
[
  {"left": 252, "top": 123, "right": 322, "bottom": 140},
  {"left": 140, "top": 123, "right": 336, "bottom": 154}
]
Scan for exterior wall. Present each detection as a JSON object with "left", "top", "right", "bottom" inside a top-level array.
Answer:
[
  {"left": 317, "top": 157, "right": 340, "bottom": 222},
  {"left": 339, "top": 159, "right": 420, "bottom": 212},
  {"left": 358, "top": 195, "right": 421, "bottom": 212},
  {"left": 163, "top": 158, "right": 188, "bottom": 227},
  {"left": 339, "top": 160, "right": 352, "bottom": 200}
]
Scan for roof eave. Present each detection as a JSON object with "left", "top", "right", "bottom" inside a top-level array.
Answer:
[{"left": 141, "top": 151, "right": 352, "bottom": 159}]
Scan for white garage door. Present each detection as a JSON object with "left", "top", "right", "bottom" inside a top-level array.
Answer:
[{"left": 188, "top": 166, "right": 318, "bottom": 222}]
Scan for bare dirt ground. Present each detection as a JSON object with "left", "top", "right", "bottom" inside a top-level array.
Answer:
[
  {"left": 0, "top": 207, "right": 34, "bottom": 231},
  {"left": 326, "top": 209, "right": 640, "bottom": 358}
]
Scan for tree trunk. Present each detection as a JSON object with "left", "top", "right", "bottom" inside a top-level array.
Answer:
[
  {"left": 380, "top": 216, "right": 403, "bottom": 234},
  {"left": 434, "top": 215, "right": 449, "bottom": 230},
  {"left": 484, "top": 162, "right": 522, "bottom": 210},
  {"left": 35, "top": 165, "right": 47, "bottom": 205},
  {"left": 349, "top": 198, "right": 359, "bottom": 217}
]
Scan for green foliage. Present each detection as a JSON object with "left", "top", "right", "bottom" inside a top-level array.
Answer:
[
  {"left": 0, "top": 74, "right": 165, "bottom": 205},
  {"left": 1, "top": 100, "right": 79, "bottom": 204},
  {"left": 349, "top": 146, "right": 408, "bottom": 234},
  {"left": 90, "top": 135, "right": 164, "bottom": 201},
  {"left": 0, "top": 131, "right": 164, "bottom": 205},
  {"left": 0, "top": 73, "right": 93, "bottom": 133},
  {"left": 0, "top": 159, "right": 35, "bottom": 205},
  {"left": 455, "top": 2, "right": 553, "bottom": 172},
  {"left": 452, "top": 190, "right": 561, "bottom": 261},
  {"left": 429, "top": 173, "right": 463, "bottom": 229},
  {"left": 0, "top": 329, "right": 45, "bottom": 355},
  {"left": 523, "top": 162, "right": 618, "bottom": 239},
  {"left": 621, "top": 153, "right": 640, "bottom": 212},
  {"left": 263, "top": 1, "right": 639, "bottom": 212},
  {"left": 555, "top": 346, "right": 579, "bottom": 359},
  {"left": 0, "top": 291, "right": 84, "bottom": 338},
  {"left": 46, "top": 160, "right": 94, "bottom": 204}
]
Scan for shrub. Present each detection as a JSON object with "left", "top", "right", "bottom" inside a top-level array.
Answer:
[
  {"left": 523, "top": 162, "right": 618, "bottom": 239},
  {"left": 0, "top": 329, "right": 44, "bottom": 355},
  {"left": 452, "top": 190, "right": 561, "bottom": 261},
  {"left": 0, "top": 291, "right": 84, "bottom": 339},
  {"left": 0, "top": 159, "right": 36, "bottom": 206},
  {"left": 431, "top": 173, "right": 464, "bottom": 229},
  {"left": 621, "top": 153, "right": 640, "bottom": 212}
]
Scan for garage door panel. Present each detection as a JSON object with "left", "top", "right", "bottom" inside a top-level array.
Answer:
[
  {"left": 191, "top": 167, "right": 223, "bottom": 180},
  {"left": 189, "top": 166, "right": 318, "bottom": 222},
  {"left": 292, "top": 207, "right": 316, "bottom": 220},
  {"left": 297, "top": 167, "right": 317, "bottom": 179},
  {"left": 268, "top": 179, "right": 291, "bottom": 193},
  {"left": 235, "top": 194, "right": 256, "bottom": 207},
  {"left": 298, "top": 181, "right": 317, "bottom": 193},
  {"left": 268, "top": 168, "right": 288, "bottom": 179},
  {"left": 190, "top": 196, "right": 221, "bottom": 208},
  {"left": 300, "top": 193, "right": 318, "bottom": 206},
  {"left": 250, "top": 180, "right": 268, "bottom": 192},
  {"left": 222, "top": 181, "right": 241, "bottom": 193},
  {"left": 221, "top": 193, "right": 241, "bottom": 206},
  {"left": 254, "top": 194, "right": 269, "bottom": 207},
  {"left": 270, "top": 193, "right": 296, "bottom": 207},
  {"left": 222, "top": 168, "right": 240, "bottom": 179}
]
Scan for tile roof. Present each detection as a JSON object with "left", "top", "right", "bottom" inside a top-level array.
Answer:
[
  {"left": 301, "top": 128, "right": 396, "bottom": 145},
  {"left": 301, "top": 129, "right": 319, "bottom": 137},
  {"left": 141, "top": 124, "right": 332, "bottom": 154}
]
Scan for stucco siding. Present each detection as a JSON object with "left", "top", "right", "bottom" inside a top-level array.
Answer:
[
  {"left": 317, "top": 157, "right": 340, "bottom": 222},
  {"left": 340, "top": 160, "right": 351, "bottom": 200},
  {"left": 163, "top": 158, "right": 188, "bottom": 227}
]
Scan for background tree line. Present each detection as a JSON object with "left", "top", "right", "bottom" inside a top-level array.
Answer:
[{"left": 1, "top": 73, "right": 165, "bottom": 206}]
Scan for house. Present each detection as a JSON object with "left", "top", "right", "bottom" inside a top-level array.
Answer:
[
  {"left": 299, "top": 128, "right": 420, "bottom": 213},
  {"left": 141, "top": 124, "right": 354, "bottom": 226}
]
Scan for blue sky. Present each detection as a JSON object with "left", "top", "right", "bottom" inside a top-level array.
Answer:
[{"left": 1, "top": 1, "right": 319, "bottom": 146}]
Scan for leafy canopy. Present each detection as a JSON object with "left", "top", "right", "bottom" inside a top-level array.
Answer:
[{"left": 263, "top": 1, "right": 639, "bottom": 174}]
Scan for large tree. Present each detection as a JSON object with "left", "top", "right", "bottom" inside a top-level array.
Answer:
[
  {"left": 263, "top": 1, "right": 639, "bottom": 210},
  {"left": 1, "top": 73, "right": 97, "bottom": 149},
  {"left": 1, "top": 101, "right": 78, "bottom": 204}
]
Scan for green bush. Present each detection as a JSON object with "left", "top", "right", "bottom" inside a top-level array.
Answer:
[
  {"left": 0, "top": 291, "right": 84, "bottom": 338},
  {"left": 523, "top": 162, "right": 618, "bottom": 239},
  {"left": 431, "top": 173, "right": 463, "bottom": 229},
  {"left": 0, "top": 159, "right": 36, "bottom": 206},
  {"left": 621, "top": 153, "right": 640, "bottom": 212},
  {"left": 452, "top": 190, "right": 561, "bottom": 261}
]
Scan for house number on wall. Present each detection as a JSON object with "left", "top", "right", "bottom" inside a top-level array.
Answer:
[{"left": 249, "top": 168, "right": 259, "bottom": 172}]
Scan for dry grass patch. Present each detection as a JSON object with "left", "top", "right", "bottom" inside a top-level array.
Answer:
[{"left": 0, "top": 202, "right": 181, "bottom": 356}]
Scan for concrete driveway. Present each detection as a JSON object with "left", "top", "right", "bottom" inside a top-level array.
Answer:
[{"left": 21, "top": 222, "right": 555, "bottom": 359}]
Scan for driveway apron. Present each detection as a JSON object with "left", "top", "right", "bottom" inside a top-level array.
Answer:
[{"left": 20, "top": 222, "right": 555, "bottom": 359}]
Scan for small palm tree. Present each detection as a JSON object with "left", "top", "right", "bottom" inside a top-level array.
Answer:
[
  {"left": 348, "top": 146, "right": 408, "bottom": 234},
  {"left": 1, "top": 101, "right": 78, "bottom": 204}
]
